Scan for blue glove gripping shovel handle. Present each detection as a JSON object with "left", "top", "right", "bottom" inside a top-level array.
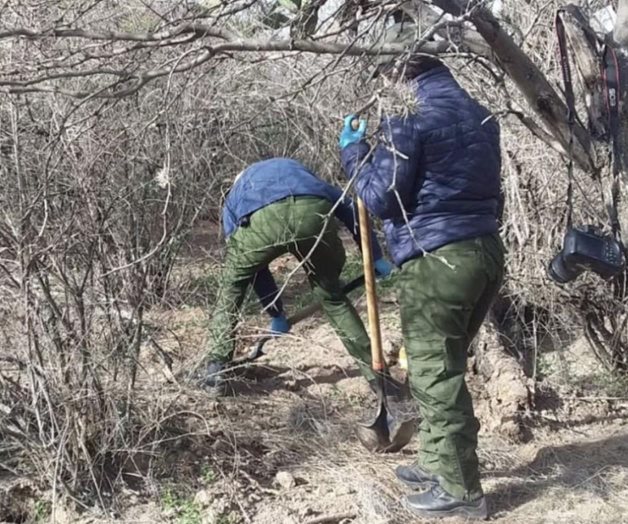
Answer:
[{"left": 230, "top": 274, "right": 366, "bottom": 367}]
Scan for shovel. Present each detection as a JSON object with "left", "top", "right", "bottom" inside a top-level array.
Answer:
[{"left": 354, "top": 197, "right": 417, "bottom": 453}]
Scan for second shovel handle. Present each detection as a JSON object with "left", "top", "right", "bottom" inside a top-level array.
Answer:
[{"left": 357, "top": 198, "right": 385, "bottom": 372}]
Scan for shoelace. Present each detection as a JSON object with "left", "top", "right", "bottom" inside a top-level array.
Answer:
[{"left": 429, "top": 484, "right": 446, "bottom": 499}]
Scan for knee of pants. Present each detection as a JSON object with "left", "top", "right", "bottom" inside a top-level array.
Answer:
[{"left": 311, "top": 283, "right": 345, "bottom": 304}]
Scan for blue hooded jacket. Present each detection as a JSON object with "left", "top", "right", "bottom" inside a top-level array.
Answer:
[
  {"left": 341, "top": 66, "right": 501, "bottom": 267},
  {"left": 222, "top": 158, "right": 383, "bottom": 316}
]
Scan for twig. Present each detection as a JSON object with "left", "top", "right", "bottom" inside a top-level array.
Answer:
[{"left": 304, "top": 513, "right": 356, "bottom": 524}]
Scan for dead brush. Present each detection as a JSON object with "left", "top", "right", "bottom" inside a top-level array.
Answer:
[
  {"left": 2, "top": 2, "right": 628, "bottom": 520},
  {"left": 0, "top": 366, "right": 220, "bottom": 512}
]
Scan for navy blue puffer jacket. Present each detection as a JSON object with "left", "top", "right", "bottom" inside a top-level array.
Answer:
[{"left": 341, "top": 65, "right": 501, "bottom": 267}]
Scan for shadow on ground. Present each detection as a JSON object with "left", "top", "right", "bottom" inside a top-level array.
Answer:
[{"left": 488, "top": 430, "right": 628, "bottom": 516}]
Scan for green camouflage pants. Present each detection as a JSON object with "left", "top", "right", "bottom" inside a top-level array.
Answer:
[
  {"left": 208, "top": 196, "right": 373, "bottom": 380},
  {"left": 397, "top": 233, "right": 504, "bottom": 501}
]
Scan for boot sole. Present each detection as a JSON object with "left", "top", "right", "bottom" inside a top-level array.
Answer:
[{"left": 404, "top": 498, "right": 488, "bottom": 520}]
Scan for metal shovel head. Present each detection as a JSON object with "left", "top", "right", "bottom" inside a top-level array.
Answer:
[
  {"left": 385, "top": 414, "right": 418, "bottom": 453},
  {"left": 356, "top": 382, "right": 418, "bottom": 453},
  {"left": 356, "top": 390, "right": 391, "bottom": 452}
]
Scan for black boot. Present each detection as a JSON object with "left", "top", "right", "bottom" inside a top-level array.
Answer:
[
  {"left": 395, "top": 463, "right": 440, "bottom": 490},
  {"left": 404, "top": 484, "right": 488, "bottom": 520},
  {"left": 198, "top": 361, "right": 229, "bottom": 397}
]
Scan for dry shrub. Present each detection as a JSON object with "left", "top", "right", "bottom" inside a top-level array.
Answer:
[
  {"left": 0, "top": 36, "right": 378, "bottom": 509},
  {"left": 0, "top": 0, "right": 627, "bottom": 514}
]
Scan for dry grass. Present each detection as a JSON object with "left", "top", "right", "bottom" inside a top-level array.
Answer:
[{"left": 19, "top": 295, "right": 623, "bottom": 524}]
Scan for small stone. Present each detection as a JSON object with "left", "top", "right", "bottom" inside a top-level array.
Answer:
[
  {"left": 334, "top": 485, "right": 355, "bottom": 496},
  {"left": 274, "top": 471, "right": 296, "bottom": 490},
  {"left": 194, "top": 490, "right": 213, "bottom": 507}
]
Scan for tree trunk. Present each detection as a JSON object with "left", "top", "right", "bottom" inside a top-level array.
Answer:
[{"left": 471, "top": 318, "right": 533, "bottom": 441}]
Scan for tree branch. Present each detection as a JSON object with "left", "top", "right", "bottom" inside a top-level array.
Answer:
[
  {"left": 0, "top": 36, "right": 459, "bottom": 97},
  {"left": 0, "top": 23, "right": 238, "bottom": 43},
  {"left": 431, "top": 0, "right": 596, "bottom": 173}
]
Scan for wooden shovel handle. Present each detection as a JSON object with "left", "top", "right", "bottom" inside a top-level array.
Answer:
[{"left": 357, "top": 198, "right": 385, "bottom": 372}]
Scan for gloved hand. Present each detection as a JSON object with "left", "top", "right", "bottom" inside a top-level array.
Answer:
[
  {"left": 339, "top": 114, "right": 367, "bottom": 149},
  {"left": 270, "top": 314, "right": 290, "bottom": 335},
  {"left": 374, "top": 258, "right": 394, "bottom": 278}
]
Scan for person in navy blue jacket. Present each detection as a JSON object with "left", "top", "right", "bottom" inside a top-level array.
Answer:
[
  {"left": 201, "top": 158, "right": 392, "bottom": 396},
  {"left": 340, "top": 23, "right": 505, "bottom": 521}
]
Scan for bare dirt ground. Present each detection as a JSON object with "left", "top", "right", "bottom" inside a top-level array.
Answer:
[
  {"left": 41, "top": 294, "right": 628, "bottom": 524},
  {"left": 7, "top": 231, "right": 628, "bottom": 524}
]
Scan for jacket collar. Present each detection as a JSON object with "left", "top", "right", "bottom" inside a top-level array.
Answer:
[{"left": 410, "top": 65, "right": 461, "bottom": 100}]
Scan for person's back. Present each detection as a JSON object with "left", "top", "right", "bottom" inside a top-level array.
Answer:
[
  {"left": 409, "top": 65, "right": 501, "bottom": 225},
  {"left": 222, "top": 158, "right": 344, "bottom": 238},
  {"left": 343, "top": 64, "right": 501, "bottom": 265}
]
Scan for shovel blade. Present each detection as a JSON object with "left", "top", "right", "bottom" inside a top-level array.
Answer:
[
  {"left": 356, "top": 400, "right": 391, "bottom": 452},
  {"left": 384, "top": 394, "right": 420, "bottom": 453},
  {"left": 356, "top": 409, "right": 418, "bottom": 453},
  {"left": 384, "top": 416, "right": 419, "bottom": 453},
  {"left": 356, "top": 383, "right": 417, "bottom": 453}
]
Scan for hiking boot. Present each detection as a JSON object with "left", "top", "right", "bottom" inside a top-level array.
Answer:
[
  {"left": 198, "top": 361, "right": 229, "bottom": 397},
  {"left": 404, "top": 484, "right": 488, "bottom": 520},
  {"left": 395, "top": 463, "right": 440, "bottom": 490}
]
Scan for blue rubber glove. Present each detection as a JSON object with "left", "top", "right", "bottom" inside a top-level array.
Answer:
[
  {"left": 374, "top": 258, "right": 394, "bottom": 278},
  {"left": 339, "top": 114, "right": 367, "bottom": 149},
  {"left": 270, "top": 314, "right": 290, "bottom": 335}
]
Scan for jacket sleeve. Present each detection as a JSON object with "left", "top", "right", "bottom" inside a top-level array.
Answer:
[
  {"left": 328, "top": 187, "right": 384, "bottom": 261},
  {"left": 251, "top": 267, "right": 284, "bottom": 318},
  {"left": 221, "top": 205, "right": 230, "bottom": 237},
  {"left": 340, "top": 116, "right": 420, "bottom": 220}
]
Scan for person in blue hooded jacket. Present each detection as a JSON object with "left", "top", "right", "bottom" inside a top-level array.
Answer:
[
  {"left": 339, "top": 24, "right": 505, "bottom": 521},
  {"left": 200, "top": 157, "right": 393, "bottom": 396}
]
